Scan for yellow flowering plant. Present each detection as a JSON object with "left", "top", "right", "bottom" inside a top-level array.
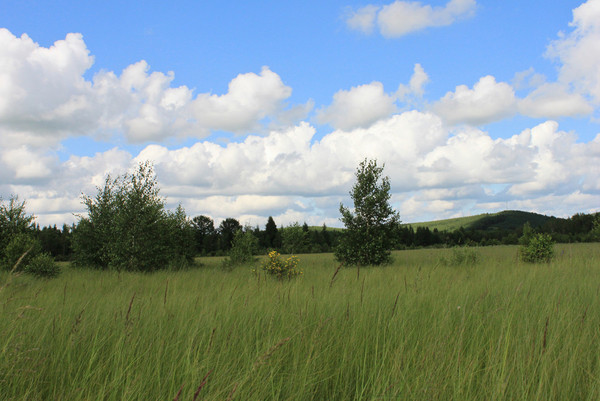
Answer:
[{"left": 260, "top": 250, "right": 302, "bottom": 279}]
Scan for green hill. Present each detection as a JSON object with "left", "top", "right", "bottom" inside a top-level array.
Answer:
[{"left": 406, "top": 210, "right": 552, "bottom": 232}]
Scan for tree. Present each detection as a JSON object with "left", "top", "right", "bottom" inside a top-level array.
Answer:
[
  {"left": 0, "top": 195, "right": 35, "bottom": 255},
  {"left": 72, "top": 161, "right": 194, "bottom": 271},
  {"left": 192, "top": 215, "right": 217, "bottom": 255},
  {"left": 281, "top": 222, "right": 309, "bottom": 254},
  {"left": 218, "top": 218, "right": 242, "bottom": 251},
  {"left": 335, "top": 159, "right": 400, "bottom": 266},
  {"left": 264, "top": 216, "right": 281, "bottom": 249},
  {"left": 225, "top": 229, "right": 259, "bottom": 267},
  {"left": 0, "top": 196, "right": 60, "bottom": 277}
]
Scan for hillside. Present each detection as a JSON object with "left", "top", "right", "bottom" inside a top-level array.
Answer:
[{"left": 406, "top": 210, "right": 552, "bottom": 232}]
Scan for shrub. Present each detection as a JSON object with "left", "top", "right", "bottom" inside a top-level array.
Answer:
[
  {"left": 440, "top": 247, "right": 480, "bottom": 267},
  {"left": 223, "top": 230, "right": 258, "bottom": 269},
  {"left": 260, "top": 251, "right": 302, "bottom": 279},
  {"left": 519, "top": 233, "right": 555, "bottom": 263},
  {"left": 2, "top": 234, "right": 42, "bottom": 271},
  {"left": 26, "top": 253, "right": 60, "bottom": 278}
]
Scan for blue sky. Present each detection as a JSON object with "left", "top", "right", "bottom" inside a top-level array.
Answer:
[{"left": 1, "top": 0, "right": 599, "bottom": 227}]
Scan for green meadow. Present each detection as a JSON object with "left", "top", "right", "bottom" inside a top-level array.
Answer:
[{"left": 2, "top": 243, "right": 600, "bottom": 400}]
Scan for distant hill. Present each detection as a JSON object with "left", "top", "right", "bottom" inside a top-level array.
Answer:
[{"left": 406, "top": 210, "right": 552, "bottom": 232}]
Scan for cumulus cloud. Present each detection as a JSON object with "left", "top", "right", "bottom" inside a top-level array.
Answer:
[
  {"left": 0, "top": 28, "right": 297, "bottom": 147},
  {"left": 435, "top": 70, "right": 593, "bottom": 123},
  {"left": 397, "top": 63, "right": 430, "bottom": 101},
  {"left": 5, "top": 110, "right": 598, "bottom": 227},
  {"left": 345, "top": 0, "right": 476, "bottom": 38},
  {"left": 317, "top": 65, "right": 429, "bottom": 130},
  {"left": 518, "top": 83, "right": 593, "bottom": 118},
  {"left": 0, "top": 29, "right": 96, "bottom": 140},
  {"left": 546, "top": 0, "right": 600, "bottom": 103},
  {"left": 190, "top": 67, "right": 293, "bottom": 134},
  {"left": 316, "top": 82, "right": 397, "bottom": 130},
  {"left": 431, "top": 75, "right": 517, "bottom": 125}
]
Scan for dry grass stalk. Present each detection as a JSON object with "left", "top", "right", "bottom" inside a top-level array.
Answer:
[
  {"left": 226, "top": 382, "right": 238, "bottom": 401},
  {"left": 390, "top": 292, "right": 400, "bottom": 319},
  {"left": 542, "top": 316, "right": 549, "bottom": 353},
  {"left": 329, "top": 263, "right": 343, "bottom": 289},
  {"left": 125, "top": 292, "right": 136, "bottom": 323},
  {"left": 253, "top": 336, "right": 291, "bottom": 370},
  {"left": 192, "top": 369, "right": 213, "bottom": 401},
  {"left": 164, "top": 279, "right": 169, "bottom": 306},
  {"left": 172, "top": 384, "right": 184, "bottom": 401},
  {"left": 70, "top": 308, "right": 85, "bottom": 334},
  {"left": 206, "top": 327, "right": 216, "bottom": 353}
]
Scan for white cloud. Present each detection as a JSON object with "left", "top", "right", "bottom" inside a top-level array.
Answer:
[
  {"left": 0, "top": 29, "right": 298, "bottom": 147},
  {"left": 0, "top": 29, "right": 96, "bottom": 140},
  {"left": 345, "top": 5, "right": 379, "bottom": 34},
  {"left": 5, "top": 111, "right": 598, "bottom": 227},
  {"left": 518, "top": 83, "right": 593, "bottom": 118},
  {"left": 432, "top": 75, "right": 517, "bottom": 125},
  {"left": 513, "top": 67, "right": 546, "bottom": 90},
  {"left": 190, "top": 66, "right": 293, "bottom": 134},
  {"left": 316, "top": 82, "right": 397, "bottom": 130},
  {"left": 546, "top": 0, "right": 600, "bottom": 103},
  {"left": 346, "top": 0, "right": 476, "bottom": 38},
  {"left": 397, "top": 63, "right": 430, "bottom": 101}
]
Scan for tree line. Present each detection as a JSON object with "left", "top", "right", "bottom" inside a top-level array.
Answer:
[
  {"left": 25, "top": 210, "right": 600, "bottom": 264},
  {"left": 2, "top": 160, "right": 599, "bottom": 274}
]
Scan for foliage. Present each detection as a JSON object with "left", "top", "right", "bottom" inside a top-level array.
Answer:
[
  {"left": 439, "top": 247, "right": 480, "bottom": 267},
  {"left": 260, "top": 250, "right": 302, "bottom": 279},
  {"left": 335, "top": 159, "right": 400, "bottom": 266},
  {"left": 281, "top": 222, "right": 310, "bottom": 254},
  {"left": 592, "top": 214, "right": 600, "bottom": 241},
  {"left": 2, "top": 233, "right": 42, "bottom": 271},
  {"left": 25, "top": 253, "right": 61, "bottom": 278},
  {"left": 0, "top": 196, "right": 35, "bottom": 257},
  {"left": 36, "top": 224, "right": 72, "bottom": 261},
  {"left": 518, "top": 222, "right": 534, "bottom": 245},
  {"left": 519, "top": 233, "right": 555, "bottom": 263},
  {"left": 72, "top": 161, "right": 195, "bottom": 271},
  {"left": 224, "top": 230, "right": 259, "bottom": 268},
  {"left": 263, "top": 216, "right": 281, "bottom": 249},
  {"left": 192, "top": 215, "right": 218, "bottom": 255},
  {"left": 218, "top": 218, "right": 242, "bottom": 251}
]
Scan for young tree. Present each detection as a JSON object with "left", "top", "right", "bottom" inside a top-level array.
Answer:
[
  {"left": 225, "top": 229, "right": 259, "bottom": 267},
  {"left": 335, "top": 159, "right": 400, "bottom": 266},
  {"left": 72, "top": 161, "right": 194, "bottom": 271}
]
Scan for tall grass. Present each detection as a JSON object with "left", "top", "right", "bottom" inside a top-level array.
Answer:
[{"left": 1, "top": 244, "right": 600, "bottom": 400}]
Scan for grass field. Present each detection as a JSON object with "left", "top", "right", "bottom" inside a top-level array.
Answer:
[{"left": 2, "top": 244, "right": 600, "bottom": 400}]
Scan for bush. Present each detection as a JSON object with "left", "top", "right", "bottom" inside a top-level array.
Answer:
[
  {"left": 223, "top": 230, "right": 259, "bottom": 269},
  {"left": 439, "top": 247, "right": 480, "bottom": 267},
  {"left": 519, "top": 233, "right": 555, "bottom": 263},
  {"left": 26, "top": 253, "right": 60, "bottom": 278},
  {"left": 260, "top": 251, "right": 302, "bottom": 279},
  {"left": 2, "top": 234, "right": 42, "bottom": 271}
]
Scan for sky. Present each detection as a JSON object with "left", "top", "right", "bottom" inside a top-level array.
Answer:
[{"left": 1, "top": 0, "right": 599, "bottom": 228}]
